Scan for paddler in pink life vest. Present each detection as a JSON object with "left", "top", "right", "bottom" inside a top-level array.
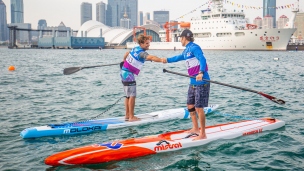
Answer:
[
  {"left": 120, "top": 34, "right": 166, "bottom": 121},
  {"left": 163, "top": 29, "right": 210, "bottom": 140}
]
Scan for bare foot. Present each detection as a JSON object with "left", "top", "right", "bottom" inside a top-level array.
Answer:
[
  {"left": 125, "top": 118, "right": 129, "bottom": 121},
  {"left": 186, "top": 129, "right": 200, "bottom": 134},
  {"left": 193, "top": 134, "right": 207, "bottom": 141},
  {"left": 128, "top": 116, "right": 141, "bottom": 122}
]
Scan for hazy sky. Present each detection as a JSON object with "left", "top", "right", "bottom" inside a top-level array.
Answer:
[{"left": 2, "top": 0, "right": 303, "bottom": 29}]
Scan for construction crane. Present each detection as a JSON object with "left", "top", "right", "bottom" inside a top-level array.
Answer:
[
  {"left": 133, "top": 26, "right": 152, "bottom": 42},
  {"left": 163, "top": 21, "right": 190, "bottom": 42},
  {"left": 133, "top": 26, "right": 146, "bottom": 42}
]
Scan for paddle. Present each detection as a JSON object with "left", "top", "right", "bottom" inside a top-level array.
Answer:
[
  {"left": 63, "top": 63, "right": 120, "bottom": 75},
  {"left": 163, "top": 69, "right": 285, "bottom": 105}
]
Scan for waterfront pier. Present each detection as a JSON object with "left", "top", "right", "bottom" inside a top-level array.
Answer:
[{"left": 7, "top": 26, "right": 105, "bottom": 49}]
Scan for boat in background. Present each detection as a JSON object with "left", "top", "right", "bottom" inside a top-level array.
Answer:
[{"left": 127, "top": 0, "right": 299, "bottom": 51}]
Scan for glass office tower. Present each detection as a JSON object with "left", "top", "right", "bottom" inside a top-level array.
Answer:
[
  {"left": 263, "top": 0, "right": 276, "bottom": 28},
  {"left": 96, "top": 1, "right": 106, "bottom": 24},
  {"left": 81, "top": 2, "right": 92, "bottom": 25},
  {"left": 107, "top": 0, "right": 138, "bottom": 27},
  {"left": 11, "top": 0, "right": 24, "bottom": 23},
  {"left": 139, "top": 11, "right": 143, "bottom": 26},
  {"left": 0, "top": 0, "right": 8, "bottom": 41},
  {"left": 153, "top": 11, "right": 169, "bottom": 28}
]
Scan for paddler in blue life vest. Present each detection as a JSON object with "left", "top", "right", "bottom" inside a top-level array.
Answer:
[
  {"left": 163, "top": 29, "right": 210, "bottom": 140},
  {"left": 120, "top": 34, "right": 166, "bottom": 121}
]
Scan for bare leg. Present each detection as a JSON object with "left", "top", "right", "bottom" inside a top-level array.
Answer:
[
  {"left": 193, "top": 108, "right": 207, "bottom": 140},
  {"left": 124, "top": 98, "right": 129, "bottom": 120},
  {"left": 128, "top": 96, "right": 140, "bottom": 121},
  {"left": 187, "top": 104, "right": 200, "bottom": 134}
]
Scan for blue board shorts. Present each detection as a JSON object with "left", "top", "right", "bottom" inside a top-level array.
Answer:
[
  {"left": 187, "top": 84, "right": 210, "bottom": 108},
  {"left": 121, "top": 69, "right": 136, "bottom": 97}
]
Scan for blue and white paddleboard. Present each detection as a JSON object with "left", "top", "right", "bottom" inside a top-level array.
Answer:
[{"left": 20, "top": 105, "right": 219, "bottom": 139}]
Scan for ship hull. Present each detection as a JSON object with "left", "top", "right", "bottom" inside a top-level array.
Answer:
[{"left": 127, "top": 28, "right": 296, "bottom": 51}]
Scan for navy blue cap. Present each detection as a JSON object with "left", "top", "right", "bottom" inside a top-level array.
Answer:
[{"left": 178, "top": 29, "right": 193, "bottom": 38}]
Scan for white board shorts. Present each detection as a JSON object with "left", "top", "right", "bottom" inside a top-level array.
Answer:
[{"left": 123, "top": 85, "right": 136, "bottom": 97}]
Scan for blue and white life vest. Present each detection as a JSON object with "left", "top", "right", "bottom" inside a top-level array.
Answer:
[
  {"left": 184, "top": 44, "right": 208, "bottom": 76},
  {"left": 123, "top": 46, "right": 146, "bottom": 75}
]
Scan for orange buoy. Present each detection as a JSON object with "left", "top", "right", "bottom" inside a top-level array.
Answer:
[{"left": 8, "top": 66, "right": 15, "bottom": 71}]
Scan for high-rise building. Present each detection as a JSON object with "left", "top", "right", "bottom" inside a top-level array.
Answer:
[
  {"left": 294, "top": 12, "right": 304, "bottom": 40},
  {"left": 146, "top": 12, "right": 150, "bottom": 20},
  {"left": 143, "top": 12, "right": 150, "bottom": 25},
  {"left": 253, "top": 16, "right": 262, "bottom": 29},
  {"left": 139, "top": 11, "right": 143, "bottom": 26},
  {"left": 107, "top": 0, "right": 138, "bottom": 27},
  {"left": 153, "top": 11, "right": 169, "bottom": 28},
  {"left": 96, "top": 1, "right": 106, "bottom": 24},
  {"left": 262, "top": 15, "right": 274, "bottom": 29},
  {"left": 11, "top": 0, "right": 24, "bottom": 23},
  {"left": 38, "top": 19, "right": 47, "bottom": 30},
  {"left": 81, "top": 2, "right": 92, "bottom": 25},
  {"left": 263, "top": 0, "right": 276, "bottom": 28},
  {"left": 120, "top": 8, "right": 131, "bottom": 29},
  {"left": 277, "top": 15, "right": 289, "bottom": 29},
  {"left": 106, "top": 4, "right": 112, "bottom": 26},
  {"left": 0, "top": 0, "right": 8, "bottom": 41}
]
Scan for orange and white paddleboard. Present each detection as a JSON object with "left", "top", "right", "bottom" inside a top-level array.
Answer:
[{"left": 45, "top": 118, "right": 285, "bottom": 166}]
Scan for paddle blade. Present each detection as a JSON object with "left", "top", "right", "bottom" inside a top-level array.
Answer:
[
  {"left": 258, "top": 92, "right": 285, "bottom": 105},
  {"left": 63, "top": 67, "right": 82, "bottom": 75}
]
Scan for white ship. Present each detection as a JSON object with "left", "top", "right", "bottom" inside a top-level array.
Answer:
[{"left": 127, "top": 0, "right": 299, "bottom": 51}]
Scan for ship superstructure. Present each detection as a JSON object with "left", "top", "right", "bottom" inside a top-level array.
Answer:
[{"left": 127, "top": 0, "right": 298, "bottom": 50}]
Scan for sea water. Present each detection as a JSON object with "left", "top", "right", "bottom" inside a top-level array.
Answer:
[{"left": 0, "top": 48, "right": 303, "bottom": 170}]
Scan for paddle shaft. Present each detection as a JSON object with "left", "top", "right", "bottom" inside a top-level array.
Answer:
[
  {"left": 163, "top": 69, "right": 285, "bottom": 105},
  {"left": 81, "top": 63, "right": 120, "bottom": 69},
  {"left": 63, "top": 63, "right": 120, "bottom": 75},
  {"left": 164, "top": 69, "right": 258, "bottom": 93}
]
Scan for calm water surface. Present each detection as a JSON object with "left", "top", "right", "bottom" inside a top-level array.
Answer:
[{"left": 0, "top": 48, "right": 303, "bottom": 171}]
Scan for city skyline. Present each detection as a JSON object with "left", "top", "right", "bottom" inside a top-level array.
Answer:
[{"left": 1, "top": 0, "right": 303, "bottom": 30}]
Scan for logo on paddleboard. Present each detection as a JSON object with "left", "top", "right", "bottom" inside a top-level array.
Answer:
[
  {"left": 154, "top": 141, "right": 182, "bottom": 152},
  {"left": 63, "top": 126, "right": 102, "bottom": 134},
  {"left": 100, "top": 142, "right": 123, "bottom": 150},
  {"left": 242, "top": 128, "right": 262, "bottom": 136}
]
